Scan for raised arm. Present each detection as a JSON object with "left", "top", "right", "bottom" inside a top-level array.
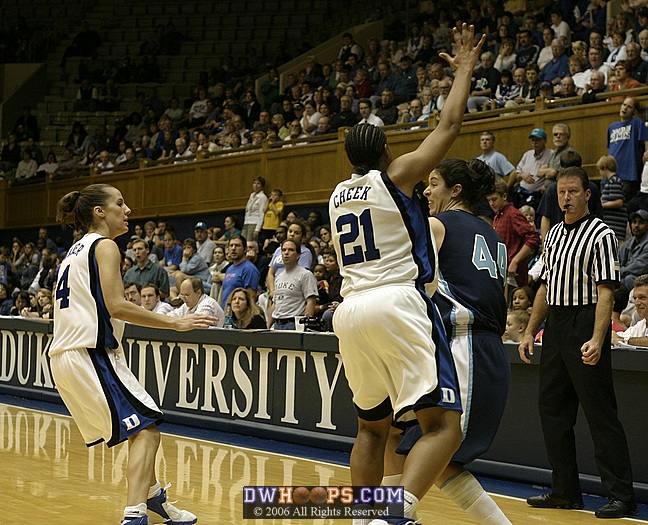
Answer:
[{"left": 388, "top": 24, "right": 485, "bottom": 196}]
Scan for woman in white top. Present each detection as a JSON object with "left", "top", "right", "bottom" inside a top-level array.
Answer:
[
  {"left": 14, "top": 149, "right": 38, "bottom": 180},
  {"left": 37, "top": 151, "right": 60, "bottom": 176},
  {"left": 300, "top": 99, "right": 321, "bottom": 134},
  {"left": 494, "top": 37, "right": 517, "bottom": 72},
  {"left": 537, "top": 27, "right": 555, "bottom": 71}
]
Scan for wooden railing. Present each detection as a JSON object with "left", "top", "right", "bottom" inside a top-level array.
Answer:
[{"left": 4, "top": 89, "right": 648, "bottom": 230}]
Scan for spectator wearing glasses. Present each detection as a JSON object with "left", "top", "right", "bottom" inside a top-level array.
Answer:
[
  {"left": 167, "top": 275, "right": 223, "bottom": 324},
  {"left": 537, "top": 123, "right": 577, "bottom": 187}
]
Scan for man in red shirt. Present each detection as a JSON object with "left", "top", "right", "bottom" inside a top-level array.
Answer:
[{"left": 487, "top": 178, "right": 541, "bottom": 289}]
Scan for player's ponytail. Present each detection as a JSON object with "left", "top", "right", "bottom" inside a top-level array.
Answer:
[
  {"left": 436, "top": 158, "right": 496, "bottom": 211},
  {"left": 467, "top": 158, "right": 498, "bottom": 207},
  {"left": 344, "top": 123, "right": 387, "bottom": 175},
  {"left": 56, "top": 183, "right": 114, "bottom": 231}
]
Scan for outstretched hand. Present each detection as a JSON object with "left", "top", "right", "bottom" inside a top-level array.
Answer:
[
  {"left": 439, "top": 23, "right": 486, "bottom": 72},
  {"left": 174, "top": 314, "right": 220, "bottom": 331}
]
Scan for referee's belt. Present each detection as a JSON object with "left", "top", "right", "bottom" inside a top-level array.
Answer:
[{"left": 275, "top": 317, "right": 295, "bottom": 323}]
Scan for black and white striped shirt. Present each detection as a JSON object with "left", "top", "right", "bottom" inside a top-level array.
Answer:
[{"left": 542, "top": 215, "right": 620, "bottom": 306}]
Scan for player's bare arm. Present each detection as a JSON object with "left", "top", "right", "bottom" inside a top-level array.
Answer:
[{"left": 96, "top": 239, "right": 218, "bottom": 330}]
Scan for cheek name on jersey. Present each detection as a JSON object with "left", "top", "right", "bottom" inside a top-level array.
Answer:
[{"left": 332, "top": 186, "right": 371, "bottom": 208}]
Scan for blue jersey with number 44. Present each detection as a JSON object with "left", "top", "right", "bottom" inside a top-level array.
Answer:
[
  {"left": 433, "top": 210, "right": 507, "bottom": 335},
  {"left": 329, "top": 170, "right": 435, "bottom": 297}
]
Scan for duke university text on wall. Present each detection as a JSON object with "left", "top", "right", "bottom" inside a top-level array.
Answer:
[{"left": 0, "top": 319, "right": 357, "bottom": 449}]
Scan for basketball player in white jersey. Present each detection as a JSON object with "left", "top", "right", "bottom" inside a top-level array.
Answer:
[
  {"left": 50, "top": 183, "right": 218, "bottom": 525},
  {"left": 329, "top": 25, "right": 485, "bottom": 523}
]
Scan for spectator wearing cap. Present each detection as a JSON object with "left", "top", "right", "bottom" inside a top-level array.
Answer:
[
  {"left": 509, "top": 127, "right": 554, "bottom": 209},
  {"left": 619, "top": 209, "right": 648, "bottom": 288},
  {"left": 242, "top": 176, "right": 269, "bottom": 241},
  {"left": 538, "top": 80, "right": 554, "bottom": 100},
  {"left": 292, "top": 101, "right": 305, "bottom": 121},
  {"left": 540, "top": 39, "right": 570, "bottom": 85},
  {"left": 393, "top": 55, "right": 418, "bottom": 104},
  {"left": 194, "top": 221, "right": 216, "bottom": 265}
]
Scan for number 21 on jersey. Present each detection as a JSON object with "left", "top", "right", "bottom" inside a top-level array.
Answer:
[
  {"left": 335, "top": 209, "right": 381, "bottom": 266},
  {"left": 472, "top": 234, "right": 507, "bottom": 280}
]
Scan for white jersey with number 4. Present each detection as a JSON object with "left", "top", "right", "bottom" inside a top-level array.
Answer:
[
  {"left": 329, "top": 170, "right": 435, "bottom": 297},
  {"left": 50, "top": 233, "right": 125, "bottom": 356}
]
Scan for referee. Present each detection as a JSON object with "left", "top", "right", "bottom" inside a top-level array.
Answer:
[{"left": 518, "top": 167, "right": 636, "bottom": 519}]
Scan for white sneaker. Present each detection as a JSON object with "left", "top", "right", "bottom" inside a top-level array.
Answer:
[{"left": 147, "top": 484, "right": 197, "bottom": 525}]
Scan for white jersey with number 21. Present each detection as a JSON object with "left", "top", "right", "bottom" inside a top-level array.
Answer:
[{"left": 329, "top": 170, "right": 435, "bottom": 297}]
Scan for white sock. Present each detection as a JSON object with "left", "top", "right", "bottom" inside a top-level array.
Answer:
[
  {"left": 440, "top": 470, "right": 511, "bottom": 525},
  {"left": 382, "top": 474, "right": 402, "bottom": 486},
  {"left": 466, "top": 492, "right": 512, "bottom": 524},
  {"left": 403, "top": 490, "right": 419, "bottom": 518},
  {"left": 123, "top": 503, "right": 147, "bottom": 518},
  {"left": 148, "top": 481, "right": 162, "bottom": 499}
]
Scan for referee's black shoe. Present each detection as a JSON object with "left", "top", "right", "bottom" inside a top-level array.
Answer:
[
  {"left": 595, "top": 499, "right": 638, "bottom": 518},
  {"left": 527, "top": 492, "right": 584, "bottom": 509}
]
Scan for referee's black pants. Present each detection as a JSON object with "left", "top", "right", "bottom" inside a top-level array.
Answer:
[{"left": 539, "top": 305, "right": 634, "bottom": 503}]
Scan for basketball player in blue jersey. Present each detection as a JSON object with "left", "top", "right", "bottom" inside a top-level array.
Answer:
[
  {"left": 50, "top": 184, "right": 218, "bottom": 525},
  {"left": 328, "top": 25, "right": 485, "bottom": 524},
  {"left": 385, "top": 159, "right": 512, "bottom": 524}
]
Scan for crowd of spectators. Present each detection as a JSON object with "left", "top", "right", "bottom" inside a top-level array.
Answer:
[
  {"left": 6, "top": 3, "right": 648, "bottom": 336},
  {"left": 7, "top": 2, "right": 648, "bottom": 182},
  {"left": 0, "top": 177, "right": 341, "bottom": 331}
]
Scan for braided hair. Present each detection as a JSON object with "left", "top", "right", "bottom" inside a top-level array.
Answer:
[{"left": 344, "top": 123, "right": 387, "bottom": 175}]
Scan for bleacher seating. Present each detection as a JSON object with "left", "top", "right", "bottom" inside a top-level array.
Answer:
[{"left": 1, "top": 0, "right": 384, "bottom": 157}]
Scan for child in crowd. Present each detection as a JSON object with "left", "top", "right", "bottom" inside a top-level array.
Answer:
[
  {"left": 518, "top": 205, "right": 536, "bottom": 225},
  {"left": 259, "top": 189, "right": 284, "bottom": 247},
  {"left": 313, "top": 263, "right": 330, "bottom": 307},
  {"left": 510, "top": 285, "right": 534, "bottom": 314},
  {"left": 484, "top": 69, "right": 519, "bottom": 109},
  {"left": 597, "top": 155, "right": 627, "bottom": 243},
  {"left": 503, "top": 309, "right": 530, "bottom": 343}
]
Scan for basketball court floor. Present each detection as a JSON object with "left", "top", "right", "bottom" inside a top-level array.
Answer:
[{"left": 1, "top": 395, "right": 645, "bottom": 524}]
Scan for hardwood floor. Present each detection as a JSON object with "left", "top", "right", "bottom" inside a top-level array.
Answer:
[{"left": 0, "top": 403, "right": 642, "bottom": 524}]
